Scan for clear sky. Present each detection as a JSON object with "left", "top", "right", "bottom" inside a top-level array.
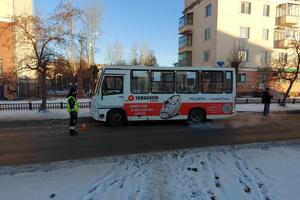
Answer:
[{"left": 35, "top": 0, "right": 183, "bottom": 66}]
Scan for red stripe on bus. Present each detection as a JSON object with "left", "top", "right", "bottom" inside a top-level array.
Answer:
[{"left": 124, "top": 102, "right": 233, "bottom": 117}]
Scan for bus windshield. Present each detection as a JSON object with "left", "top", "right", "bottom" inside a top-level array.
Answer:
[{"left": 93, "top": 69, "right": 103, "bottom": 96}]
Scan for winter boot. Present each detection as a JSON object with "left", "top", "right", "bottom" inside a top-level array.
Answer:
[{"left": 69, "top": 129, "right": 78, "bottom": 136}]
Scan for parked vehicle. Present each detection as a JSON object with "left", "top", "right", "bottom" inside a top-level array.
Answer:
[{"left": 91, "top": 66, "right": 236, "bottom": 126}]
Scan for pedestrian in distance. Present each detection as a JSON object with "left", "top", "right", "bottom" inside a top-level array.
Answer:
[
  {"left": 261, "top": 88, "right": 272, "bottom": 116},
  {"left": 67, "top": 87, "right": 79, "bottom": 136}
]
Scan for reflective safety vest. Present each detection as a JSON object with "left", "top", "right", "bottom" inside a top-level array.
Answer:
[{"left": 66, "top": 96, "right": 79, "bottom": 113}]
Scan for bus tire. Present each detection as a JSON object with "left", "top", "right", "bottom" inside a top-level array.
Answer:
[
  {"left": 107, "top": 109, "right": 126, "bottom": 126},
  {"left": 188, "top": 108, "right": 206, "bottom": 124}
]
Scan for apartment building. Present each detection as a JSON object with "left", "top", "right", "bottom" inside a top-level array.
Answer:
[
  {"left": 0, "top": 0, "right": 34, "bottom": 100},
  {"left": 179, "top": 0, "right": 300, "bottom": 96}
]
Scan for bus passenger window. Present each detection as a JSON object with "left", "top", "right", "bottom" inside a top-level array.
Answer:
[
  {"left": 201, "top": 71, "right": 223, "bottom": 94},
  {"left": 102, "top": 76, "right": 123, "bottom": 96},
  {"left": 224, "top": 71, "right": 233, "bottom": 93},
  {"left": 176, "top": 71, "right": 198, "bottom": 94},
  {"left": 151, "top": 71, "right": 175, "bottom": 94},
  {"left": 131, "top": 71, "right": 149, "bottom": 94}
]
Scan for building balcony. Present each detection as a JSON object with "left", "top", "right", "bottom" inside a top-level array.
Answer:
[
  {"left": 179, "top": 34, "right": 192, "bottom": 53},
  {"left": 178, "top": 58, "right": 192, "bottom": 67},
  {"left": 274, "top": 39, "right": 293, "bottom": 49},
  {"left": 178, "top": 51, "right": 192, "bottom": 67},
  {"left": 276, "top": 3, "right": 300, "bottom": 26},
  {"left": 274, "top": 28, "right": 299, "bottom": 49},
  {"left": 179, "top": 45, "right": 193, "bottom": 53},
  {"left": 277, "top": 15, "right": 299, "bottom": 26},
  {"left": 179, "top": 25, "right": 193, "bottom": 34},
  {"left": 179, "top": 13, "right": 193, "bottom": 34}
]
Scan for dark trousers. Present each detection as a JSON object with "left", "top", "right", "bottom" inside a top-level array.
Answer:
[
  {"left": 69, "top": 111, "right": 78, "bottom": 130},
  {"left": 263, "top": 103, "right": 270, "bottom": 116}
]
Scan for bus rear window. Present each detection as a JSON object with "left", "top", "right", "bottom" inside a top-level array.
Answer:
[{"left": 224, "top": 71, "right": 233, "bottom": 94}]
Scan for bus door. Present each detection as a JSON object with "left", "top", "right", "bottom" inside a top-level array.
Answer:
[{"left": 100, "top": 75, "right": 125, "bottom": 108}]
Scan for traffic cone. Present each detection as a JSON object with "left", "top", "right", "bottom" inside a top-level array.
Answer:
[{"left": 80, "top": 123, "right": 88, "bottom": 131}]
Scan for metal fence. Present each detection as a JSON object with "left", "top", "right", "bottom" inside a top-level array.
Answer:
[
  {"left": 236, "top": 98, "right": 300, "bottom": 104},
  {"left": 0, "top": 102, "right": 91, "bottom": 111},
  {"left": 1, "top": 98, "right": 299, "bottom": 111}
]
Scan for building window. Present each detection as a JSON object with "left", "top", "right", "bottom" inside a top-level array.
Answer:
[
  {"left": 240, "top": 27, "right": 250, "bottom": 39},
  {"left": 241, "top": 1, "right": 251, "bottom": 14},
  {"left": 0, "top": 58, "right": 3, "bottom": 78},
  {"left": 205, "top": 3, "right": 212, "bottom": 17},
  {"left": 204, "top": 28, "right": 211, "bottom": 40},
  {"left": 262, "top": 29, "right": 269, "bottom": 40},
  {"left": 279, "top": 52, "right": 288, "bottom": 62},
  {"left": 238, "top": 73, "right": 247, "bottom": 83},
  {"left": 263, "top": 5, "right": 270, "bottom": 16},
  {"left": 259, "top": 75, "right": 266, "bottom": 85},
  {"left": 239, "top": 50, "right": 249, "bottom": 62},
  {"left": 261, "top": 51, "right": 270, "bottom": 63},
  {"left": 203, "top": 50, "right": 210, "bottom": 62}
]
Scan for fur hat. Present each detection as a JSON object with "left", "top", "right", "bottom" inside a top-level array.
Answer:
[{"left": 70, "top": 87, "right": 77, "bottom": 93}]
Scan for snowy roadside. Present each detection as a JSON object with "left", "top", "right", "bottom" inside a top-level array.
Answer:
[
  {"left": 0, "top": 98, "right": 91, "bottom": 104},
  {"left": 0, "top": 141, "right": 300, "bottom": 200},
  {"left": 1, "top": 103, "right": 300, "bottom": 122}
]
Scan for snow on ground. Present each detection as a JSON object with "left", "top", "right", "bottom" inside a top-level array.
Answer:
[
  {"left": 236, "top": 103, "right": 300, "bottom": 112},
  {"left": 1, "top": 103, "right": 300, "bottom": 122},
  {"left": 0, "top": 141, "right": 300, "bottom": 200},
  {"left": 0, "top": 109, "right": 90, "bottom": 121}
]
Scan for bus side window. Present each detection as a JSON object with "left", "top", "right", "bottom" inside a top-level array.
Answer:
[
  {"left": 102, "top": 76, "right": 123, "bottom": 96},
  {"left": 176, "top": 71, "right": 198, "bottom": 94},
  {"left": 131, "top": 70, "right": 149, "bottom": 94},
  {"left": 151, "top": 71, "right": 175, "bottom": 94},
  {"left": 201, "top": 71, "right": 223, "bottom": 94},
  {"left": 224, "top": 71, "right": 233, "bottom": 94}
]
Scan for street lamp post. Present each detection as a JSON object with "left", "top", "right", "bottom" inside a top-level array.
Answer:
[{"left": 55, "top": 73, "right": 63, "bottom": 96}]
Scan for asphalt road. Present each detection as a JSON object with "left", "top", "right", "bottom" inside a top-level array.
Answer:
[{"left": 0, "top": 112, "right": 300, "bottom": 166}]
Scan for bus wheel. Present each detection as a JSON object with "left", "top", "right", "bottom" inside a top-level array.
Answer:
[
  {"left": 188, "top": 109, "right": 206, "bottom": 124},
  {"left": 107, "top": 110, "right": 125, "bottom": 126}
]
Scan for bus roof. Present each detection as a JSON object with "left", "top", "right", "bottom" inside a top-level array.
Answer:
[{"left": 100, "top": 66, "right": 235, "bottom": 71}]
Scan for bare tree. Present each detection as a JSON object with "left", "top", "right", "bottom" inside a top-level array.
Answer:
[
  {"left": 82, "top": 0, "right": 102, "bottom": 66},
  {"left": 129, "top": 42, "right": 158, "bottom": 66},
  {"left": 106, "top": 41, "right": 125, "bottom": 65},
  {"left": 227, "top": 40, "right": 246, "bottom": 81},
  {"left": 272, "top": 40, "right": 300, "bottom": 106},
  {"left": 130, "top": 43, "right": 140, "bottom": 65},
  {"left": 143, "top": 50, "right": 158, "bottom": 66},
  {"left": 2, "top": 2, "right": 81, "bottom": 110}
]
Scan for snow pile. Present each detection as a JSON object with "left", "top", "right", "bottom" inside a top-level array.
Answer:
[
  {"left": 0, "top": 109, "right": 90, "bottom": 122},
  {"left": 1, "top": 141, "right": 300, "bottom": 200}
]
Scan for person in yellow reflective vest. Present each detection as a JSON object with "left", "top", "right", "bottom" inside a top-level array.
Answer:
[{"left": 67, "top": 87, "right": 79, "bottom": 136}]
